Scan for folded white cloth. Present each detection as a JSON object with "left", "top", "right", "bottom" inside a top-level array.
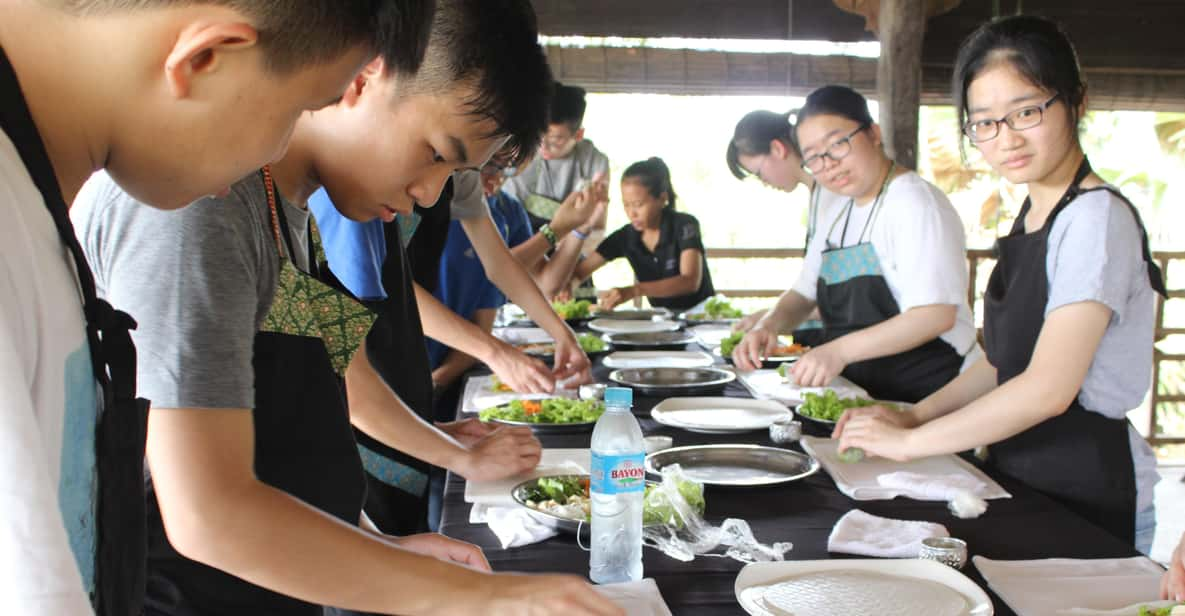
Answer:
[
  {"left": 594, "top": 579, "right": 674, "bottom": 616},
  {"left": 1058, "top": 600, "right": 1183, "bottom": 615},
  {"left": 470, "top": 504, "right": 558, "bottom": 549},
  {"left": 876, "top": 471, "right": 988, "bottom": 500},
  {"left": 973, "top": 556, "right": 1168, "bottom": 616},
  {"left": 827, "top": 509, "right": 949, "bottom": 558}
]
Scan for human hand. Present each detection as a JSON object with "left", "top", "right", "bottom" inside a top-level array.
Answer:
[
  {"left": 487, "top": 342, "right": 555, "bottom": 393},
  {"left": 836, "top": 411, "right": 917, "bottom": 462},
  {"left": 550, "top": 188, "right": 593, "bottom": 236},
  {"left": 733, "top": 309, "right": 768, "bottom": 333},
  {"left": 391, "top": 533, "right": 491, "bottom": 572},
  {"left": 832, "top": 404, "right": 916, "bottom": 440},
  {"left": 1161, "top": 532, "right": 1185, "bottom": 600},
  {"left": 434, "top": 417, "right": 498, "bottom": 447},
  {"left": 455, "top": 425, "right": 542, "bottom": 481},
  {"left": 552, "top": 331, "right": 593, "bottom": 384},
  {"left": 598, "top": 286, "right": 635, "bottom": 311},
  {"left": 481, "top": 573, "right": 625, "bottom": 616},
  {"left": 732, "top": 326, "right": 776, "bottom": 371},
  {"left": 789, "top": 343, "right": 847, "bottom": 388}
]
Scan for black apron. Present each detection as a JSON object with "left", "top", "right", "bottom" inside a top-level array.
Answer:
[
  {"left": 815, "top": 165, "right": 964, "bottom": 403},
  {"left": 145, "top": 168, "right": 371, "bottom": 616},
  {"left": 982, "top": 158, "right": 1166, "bottom": 545},
  {"left": 793, "top": 185, "right": 828, "bottom": 348},
  {"left": 0, "top": 47, "right": 148, "bottom": 616}
]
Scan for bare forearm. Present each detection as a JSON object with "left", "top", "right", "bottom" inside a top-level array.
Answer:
[
  {"left": 757, "top": 289, "right": 815, "bottom": 334},
  {"left": 535, "top": 235, "right": 585, "bottom": 298},
  {"left": 910, "top": 357, "right": 997, "bottom": 424},
  {"left": 509, "top": 234, "right": 552, "bottom": 271},
  {"left": 635, "top": 274, "right": 699, "bottom": 299},
  {"left": 415, "top": 283, "right": 500, "bottom": 363},
  {"left": 346, "top": 349, "right": 468, "bottom": 473},
  {"left": 433, "top": 351, "right": 479, "bottom": 389},
  {"left": 907, "top": 370, "right": 1065, "bottom": 458},
  {"left": 830, "top": 305, "right": 956, "bottom": 365}
]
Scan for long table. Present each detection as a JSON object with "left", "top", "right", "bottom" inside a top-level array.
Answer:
[{"left": 439, "top": 361, "right": 1140, "bottom": 615}]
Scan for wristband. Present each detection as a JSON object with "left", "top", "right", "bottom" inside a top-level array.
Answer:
[
  {"left": 571, "top": 228, "right": 589, "bottom": 240},
  {"left": 539, "top": 223, "right": 558, "bottom": 247}
]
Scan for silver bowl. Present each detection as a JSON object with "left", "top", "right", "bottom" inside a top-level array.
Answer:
[
  {"left": 608, "top": 366, "right": 736, "bottom": 396},
  {"left": 645, "top": 444, "right": 819, "bottom": 487},
  {"left": 602, "top": 330, "right": 696, "bottom": 350}
]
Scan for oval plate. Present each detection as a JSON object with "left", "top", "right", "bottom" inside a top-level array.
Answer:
[
  {"left": 604, "top": 330, "right": 696, "bottom": 350},
  {"left": 651, "top": 397, "right": 790, "bottom": 434},
  {"left": 645, "top": 444, "right": 819, "bottom": 487},
  {"left": 588, "top": 318, "right": 682, "bottom": 335},
  {"left": 608, "top": 366, "right": 736, "bottom": 396}
]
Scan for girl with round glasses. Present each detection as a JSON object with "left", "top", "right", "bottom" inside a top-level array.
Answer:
[
  {"left": 734, "top": 85, "right": 981, "bottom": 406},
  {"left": 725, "top": 110, "right": 848, "bottom": 344},
  {"left": 833, "top": 15, "right": 1166, "bottom": 554}
]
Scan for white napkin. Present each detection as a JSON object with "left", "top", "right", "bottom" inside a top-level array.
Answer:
[
  {"left": 974, "top": 556, "right": 1168, "bottom": 616},
  {"left": 470, "top": 504, "right": 558, "bottom": 549},
  {"left": 594, "top": 579, "right": 674, "bottom": 616},
  {"left": 876, "top": 471, "right": 988, "bottom": 500},
  {"left": 493, "top": 327, "right": 554, "bottom": 345},
  {"left": 827, "top": 509, "right": 949, "bottom": 558}
]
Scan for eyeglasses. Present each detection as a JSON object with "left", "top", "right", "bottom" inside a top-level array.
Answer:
[
  {"left": 962, "top": 93, "right": 1060, "bottom": 143},
  {"left": 541, "top": 132, "right": 576, "bottom": 152},
  {"left": 800, "top": 122, "right": 871, "bottom": 173},
  {"left": 481, "top": 161, "right": 518, "bottom": 178}
]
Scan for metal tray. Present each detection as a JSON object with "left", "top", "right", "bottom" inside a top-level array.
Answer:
[
  {"left": 511, "top": 475, "right": 661, "bottom": 534},
  {"left": 596, "top": 308, "right": 672, "bottom": 321},
  {"left": 645, "top": 444, "right": 819, "bottom": 486},
  {"left": 609, "top": 367, "right": 736, "bottom": 396},
  {"left": 488, "top": 417, "right": 598, "bottom": 433},
  {"left": 603, "top": 330, "right": 696, "bottom": 350}
]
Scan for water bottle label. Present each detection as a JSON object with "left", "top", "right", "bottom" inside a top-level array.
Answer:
[{"left": 590, "top": 452, "right": 646, "bottom": 495}]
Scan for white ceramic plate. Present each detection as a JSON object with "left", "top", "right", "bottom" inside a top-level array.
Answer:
[
  {"left": 602, "top": 351, "right": 715, "bottom": 370},
  {"left": 735, "top": 559, "right": 993, "bottom": 616},
  {"left": 690, "top": 324, "right": 734, "bottom": 349},
  {"left": 650, "top": 397, "right": 789, "bottom": 433},
  {"left": 588, "top": 318, "right": 682, "bottom": 335},
  {"left": 493, "top": 327, "right": 554, "bottom": 345}
]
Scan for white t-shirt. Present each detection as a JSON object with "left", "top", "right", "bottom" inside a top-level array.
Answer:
[
  {"left": 792, "top": 171, "right": 981, "bottom": 367},
  {"left": 0, "top": 130, "right": 98, "bottom": 614}
]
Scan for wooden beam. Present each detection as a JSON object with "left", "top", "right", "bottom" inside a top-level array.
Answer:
[
  {"left": 877, "top": 0, "right": 927, "bottom": 169},
  {"left": 544, "top": 45, "right": 1185, "bottom": 111}
]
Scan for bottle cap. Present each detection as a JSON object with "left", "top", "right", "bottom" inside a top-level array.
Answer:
[{"left": 604, "top": 387, "right": 633, "bottom": 406}]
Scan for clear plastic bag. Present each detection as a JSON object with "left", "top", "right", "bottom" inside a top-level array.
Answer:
[{"left": 639, "top": 464, "right": 793, "bottom": 563}]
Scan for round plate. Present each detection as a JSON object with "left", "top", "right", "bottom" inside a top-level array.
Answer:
[
  {"left": 645, "top": 444, "right": 819, "bottom": 487},
  {"left": 602, "top": 351, "right": 716, "bottom": 370},
  {"left": 487, "top": 417, "right": 598, "bottom": 433},
  {"left": 588, "top": 318, "right": 682, "bottom": 335},
  {"left": 596, "top": 308, "right": 672, "bottom": 321},
  {"left": 603, "top": 330, "right": 696, "bottom": 350},
  {"left": 608, "top": 366, "right": 736, "bottom": 396},
  {"left": 650, "top": 397, "right": 790, "bottom": 434}
]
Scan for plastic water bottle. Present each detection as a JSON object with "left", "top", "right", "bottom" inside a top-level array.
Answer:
[{"left": 589, "top": 387, "right": 645, "bottom": 584}]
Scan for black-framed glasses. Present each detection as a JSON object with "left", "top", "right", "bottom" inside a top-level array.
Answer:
[
  {"left": 963, "top": 93, "right": 1060, "bottom": 143},
  {"left": 801, "top": 122, "right": 871, "bottom": 173}
]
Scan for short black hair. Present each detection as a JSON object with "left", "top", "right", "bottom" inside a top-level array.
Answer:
[
  {"left": 549, "top": 83, "right": 588, "bottom": 131},
  {"left": 622, "top": 157, "right": 677, "bottom": 210},
  {"left": 796, "top": 85, "right": 874, "bottom": 131},
  {"left": 52, "top": 1, "right": 435, "bottom": 76},
  {"left": 953, "top": 15, "right": 1085, "bottom": 144},
  {"left": 726, "top": 109, "right": 800, "bottom": 181},
  {"left": 411, "top": 0, "right": 552, "bottom": 166}
]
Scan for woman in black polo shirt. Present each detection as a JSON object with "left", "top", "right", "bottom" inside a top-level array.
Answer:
[{"left": 573, "top": 157, "right": 714, "bottom": 311}]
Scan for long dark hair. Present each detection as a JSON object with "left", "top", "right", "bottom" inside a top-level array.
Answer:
[
  {"left": 726, "top": 110, "right": 800, "bottom": 180},
  {"left": 622, "top": 157, "right": 677, "bottom": 210},
  {"left": 952, "top": 15, "right": 1086, "bottom": 147}
]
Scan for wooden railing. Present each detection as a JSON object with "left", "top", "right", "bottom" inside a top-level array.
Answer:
[{"left": 705, "top": 247, "right": 1185, "bottom": 446}]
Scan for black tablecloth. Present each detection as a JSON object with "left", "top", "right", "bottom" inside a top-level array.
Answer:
[{"left": 439, "top": 359, "right": 1139, "bottom": 615}]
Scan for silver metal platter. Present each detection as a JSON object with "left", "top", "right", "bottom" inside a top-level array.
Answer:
[
  {"left": 645, "top": 444, "right": 819, "bottom": 487},
  {"left": 487, "top": 417, "right": 597, "bottom": 434},
  {"left": 511, "top": 475, "right": 661, "bottom": 534},
  {"left": 608, "top": 366, "right": 736, "bottom": 396},
  {"left": 596, "top": 308, "right": 672, "bottom": 321},
  {"left": 602, "top": 330, "right": 696, "bottom": 350}
]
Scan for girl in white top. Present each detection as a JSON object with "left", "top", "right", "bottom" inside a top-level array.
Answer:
[
  {"left": 834, "top": 15, "right": 1164, "bottom": 554},
  {"left": 734, "top": 86, "right": 980, "bottom": 404}
]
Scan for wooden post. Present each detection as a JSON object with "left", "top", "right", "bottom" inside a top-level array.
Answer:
[{"left": 877, "top": 0, "right": 926, "bottom": 169}]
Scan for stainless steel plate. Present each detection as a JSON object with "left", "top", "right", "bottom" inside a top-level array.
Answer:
[
  {"left": 645, "top": 444, "right": 819, "bottom": 486},
  {"left": 487, "top": 417, "right": 597, "bottom": 434},
  {"left": 511, "top": 475, "right": 661, "bottom": 534},
  {"left": 603, "top": 330, "right": 696, "bottom": 350},
  {"left": 597, "top": 308, "right": 672, "bottom": 321},
  {"left": 609, "top": 367, "right": 736, "bottom": 395}
]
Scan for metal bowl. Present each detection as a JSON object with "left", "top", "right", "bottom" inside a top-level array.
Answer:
[
  {"left": 602, "top": 330, "right": 696, "bottom": 351},
  {"left": 511, "top": 475, "right": 661, "bottom": 535},
  {"left": 487, "top": 417, "right": 598, "bottom": 434},
  {"left": 608, "top": 366, "right": 736, "bottom": 396},
  {"left": 645, "top": 444, "right": 819, "bottom": 487}
]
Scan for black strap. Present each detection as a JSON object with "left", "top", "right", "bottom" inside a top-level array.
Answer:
[{"left": 264, "top": 169, "right": 322, "bottom": 279}]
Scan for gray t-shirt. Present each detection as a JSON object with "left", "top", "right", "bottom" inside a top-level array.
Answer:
[
  {"left": 502, "top": 139, "right": 610, "bottom": 204},
  {"left": 1043, "top": 187, "right": 1159, "bottom": 510},
  {"left": 73, "top": 171, "right": 310, "bottom": 410}
]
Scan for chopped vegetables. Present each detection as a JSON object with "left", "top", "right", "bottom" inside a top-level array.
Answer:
[
  {"left": 798, "top": 391, "right": 882, "bottom": 423},
  {"left": 686, "top": 297, "right": 743, "bottom": 320},
  {"left": 1139, "top": 605, "right": 1183, "bottom": 616},
  {"left": 552, "top": 299, "right": 593, "bottom": 320},
  {"left": 490, "top": 375, "right": 513, "bottom": 392},
  {"left": 521, "top": 474, "right": 706, "bottom": 526},
  {"left": 719, "top": 331, "right": 745, "bottom": 358},
  {"left": 578, "top": 333, "right": 607, "bottom": 353},
  {"left": 479, "top": 398, "right": 605, "bottom": 424}
]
